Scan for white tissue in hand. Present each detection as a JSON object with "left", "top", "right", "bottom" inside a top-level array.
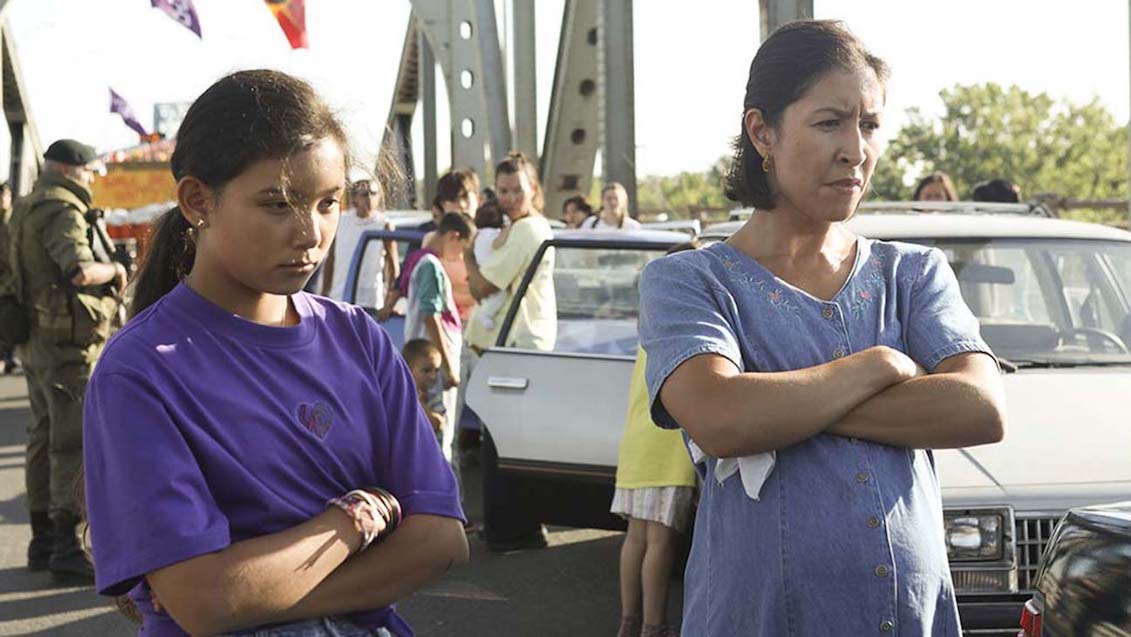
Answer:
[{"left": 687, "top": 440, "right": 776, "bottom": 501}]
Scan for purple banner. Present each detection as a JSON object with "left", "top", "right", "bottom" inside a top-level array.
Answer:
[
  {"left": 110, "top": 89, "right": 150, "bottom": 138},
  {"left": 151, "top": 0, "right": 202, "bottom": 38}
]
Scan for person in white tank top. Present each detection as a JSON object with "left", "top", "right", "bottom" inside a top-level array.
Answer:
[{"left": 321, "top": 179, "right": 398, "bottom": 308}]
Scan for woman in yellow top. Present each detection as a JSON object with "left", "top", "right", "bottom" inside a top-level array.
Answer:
[{"left": 612, "top": 337, "right": 698, "bottom": 635}]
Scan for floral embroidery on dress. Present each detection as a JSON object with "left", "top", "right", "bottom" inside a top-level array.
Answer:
[
  {"left": 864, "top": 255, "right": 887, "bottom": 285},
  {"left": 721, "top": 257, "right": 802, "bottom": 317},
  {"left": 848, "top": 249, "right": 887, "bottom": 319},
  {"left": 847, "top": 288, "right": 872, "bottom": 319}
]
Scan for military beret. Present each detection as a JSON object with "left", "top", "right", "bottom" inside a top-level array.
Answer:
[{"left": 44, "top": 139, "right": 99, "bottom": 166}]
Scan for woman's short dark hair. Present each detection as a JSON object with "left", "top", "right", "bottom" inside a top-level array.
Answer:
[
  {"left": 724, "top": 20, "right": 890, "bottom": 209},
  {"left": 436, "top": 169, "right": 480, "bottom": 206},
  {"left": 474, "top": 199, "right": 505, "bottom": 230},
  {"left": 562, "top": 194, "right": 593, "bottom": 217},
  {"left": 913, "top": 171, "right": 958, "bottom": 201},
  {"left": 436, "top": 211, "right": 473, "bottom": 239},
  {"left": 402, "top": 338, "right": 441, "bottom": 367},
  {"left": 130, "top": 69, "right": 354, "bottom": 317},
  {"left": 971, "top": 179, "right": 1021, "bottom": 203}
]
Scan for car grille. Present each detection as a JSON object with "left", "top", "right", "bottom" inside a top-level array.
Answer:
[{"left": 1015, "top": 515, "right": 1060, "bottom": 591}]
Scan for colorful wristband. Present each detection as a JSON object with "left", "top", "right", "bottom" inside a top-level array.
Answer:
[{"left": 327, "top": 487, "right": 403, "bottom": 552}]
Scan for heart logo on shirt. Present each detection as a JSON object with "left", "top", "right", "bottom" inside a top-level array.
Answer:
[{"left": 296, "top": 402, "right": 334, "bottom": 439}]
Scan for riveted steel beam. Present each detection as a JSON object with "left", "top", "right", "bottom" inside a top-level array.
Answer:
[
  {"left": 420, "top": 29, "right": 438, "bottom": 207},
  {"left": 512, "top": 0, "right": 537, "bottom": 160},
  {"left": 383, "top": 16, "right": 421, "bottom": 207},
  {"left": 601, "top": 0, "right": 636, "bottom": 214},
  {"left": 541, "top": 0, "right": 600, "bottom": 219},
  {"left": 412, "top": 0, "right": 511, "bottom": 181},
  {"left": 1, "top": 22, "right": 41, "bottom": 193}
]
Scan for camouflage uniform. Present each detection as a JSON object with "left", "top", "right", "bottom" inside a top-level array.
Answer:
[
  {"left": 0, "top": 203, "right": 14, "bottom": 365},
  {"left": 7, "top": 171, "right": 117, "bottom": 520}
]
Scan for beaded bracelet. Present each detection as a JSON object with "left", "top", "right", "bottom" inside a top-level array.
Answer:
[
  {"left": 327, "top": 486, "right": 402, "bottom": 552},
  {"left": 327, "top": 490, "right": 383, "bottom": 551},
  {"left": 369, "top": 486, "right": 402, "bottom": 531}
]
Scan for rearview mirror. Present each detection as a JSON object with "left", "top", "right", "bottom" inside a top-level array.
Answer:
[{"left": 951, "top": 262, "right": 1015, "bottom": 285}]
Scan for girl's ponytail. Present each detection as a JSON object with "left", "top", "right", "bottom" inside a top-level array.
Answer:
[{"left": 128, "top": 207, "right": 194, "bottom": 318}]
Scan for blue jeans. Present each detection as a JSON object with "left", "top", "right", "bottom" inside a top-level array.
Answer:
[{"left": 224, "top": 617, "right": 393, "bottom": 637}]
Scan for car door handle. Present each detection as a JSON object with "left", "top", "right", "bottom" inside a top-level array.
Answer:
[{"left": 487, "top": 376, "right": 529, "bottom": 390}]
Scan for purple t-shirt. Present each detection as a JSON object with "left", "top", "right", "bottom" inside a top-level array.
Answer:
[{"left": 83, "top": 283, "right": 464, "bottom": 636}]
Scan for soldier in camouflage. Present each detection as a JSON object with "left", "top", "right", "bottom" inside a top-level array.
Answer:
[
  {"left": 0, "top": 181, "right": 17, "bottom": 373},
  {"left": 6, "top": 140, "right": 126, "bottom": 584}
]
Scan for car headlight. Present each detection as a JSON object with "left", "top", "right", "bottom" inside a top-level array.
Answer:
[
  {"left": 944, "top": 507, "right": 1018, "bottom": 594},
  {"left": 945, "top": 511, "right": 1005, "bottom": 561}
]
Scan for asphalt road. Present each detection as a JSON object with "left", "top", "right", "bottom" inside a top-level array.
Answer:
[{"left": 0, "top": 373, "right": 681, "bottom": 636}]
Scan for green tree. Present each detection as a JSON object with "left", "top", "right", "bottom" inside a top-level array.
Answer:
[
  {"left": 632, "top": 84, "right": 1128, "bottom": 224},
  {"left": 636, "top": 156, "right": 732, "bottom": 214},
  {"left": 871, "top": 83, "right": 1129, "bottom": 214}
]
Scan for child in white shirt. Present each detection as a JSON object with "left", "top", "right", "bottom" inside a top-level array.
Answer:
[{"left": 472, "top": 199, "right": 509, "bottom": 330}]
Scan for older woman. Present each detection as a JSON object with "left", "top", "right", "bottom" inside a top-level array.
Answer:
[{"left": 639, "top": 21, "right": 1005, "bottom": 636}]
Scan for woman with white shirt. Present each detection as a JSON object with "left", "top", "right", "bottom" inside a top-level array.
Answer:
[{"left": 583, "top": 182, "right": 642, "bottom": 230}]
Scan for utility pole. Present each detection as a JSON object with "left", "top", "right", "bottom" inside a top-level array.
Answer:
[{"left": 1127, "top": 0, "right": 1131, "bottom": 228}]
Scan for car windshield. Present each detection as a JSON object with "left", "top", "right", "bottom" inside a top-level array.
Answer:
[
  {"left": 928, "top": 238, "right": 1131, "bottom": 366},
  {"left": 506, "top": 236, "right": 1131, "bottom": 365},
  {"left": 544, "top": 245, "right": 671, "bottom": 356}
]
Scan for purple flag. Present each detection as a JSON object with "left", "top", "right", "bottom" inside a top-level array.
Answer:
[
  {"left": 110, "top": 89, "right": 150, "bottom": 138},
  {"left": 151, "top": 0, "right": 202, "bottom": 38}
]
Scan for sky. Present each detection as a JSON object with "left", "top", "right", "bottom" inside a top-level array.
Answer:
[{"left": 5, "top": 0, "right": 1129, "bottom": 178}]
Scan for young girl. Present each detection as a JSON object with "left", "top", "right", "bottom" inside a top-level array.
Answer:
[
  {"left": 404, "top": 212, "right": 471, "bottom": 475},
  {"left": 613, "top": 243, "right": 700, "bottom": 637},
  {"left": 380, "top": 170, "right": 480, "bottom": 323},
  {"left": 583, "top": 182, "right": 641, "bottom": 230},
  {"left": 82, "top": 70, "right": 468, "bottom": 637}
]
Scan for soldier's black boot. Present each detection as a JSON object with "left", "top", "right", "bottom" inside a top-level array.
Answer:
[
  {"left": 27, "top": 511, "right": 54, "bottom": 571},
  {"left": 48, "top": 512, "right": 94, "bottom": 585}
]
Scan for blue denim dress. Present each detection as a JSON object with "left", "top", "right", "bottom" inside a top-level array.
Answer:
[{"left": 639, "top": 238, "right": 991, "bottom": 636}]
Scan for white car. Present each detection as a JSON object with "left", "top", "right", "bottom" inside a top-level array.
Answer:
[{"left": 464, "top": 202, "right": 1131, "bottom": 635}]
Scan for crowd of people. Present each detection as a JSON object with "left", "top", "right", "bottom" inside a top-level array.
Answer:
[
  {"left": 0, "top": 67, "right": 667, "bottom": 635},
  {"left": 0, "top": 17, "right": 1029, "bottom": 637},
  {"left": 912, "top": 170, "right": 1022, "bottom": 203},
  {"left": 314, "top": 156, "right": 666, "bottom": 545}
]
